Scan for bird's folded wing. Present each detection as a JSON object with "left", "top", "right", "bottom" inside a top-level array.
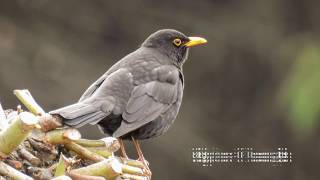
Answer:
[
  {"left": 50, "top": 68, "right": 134, "bottom": 128},
  {"left": 113, "top": 80, "right": 178, "bottom": 137},
  {"left": 78, "top": 74, "right": 107, "bottom": 102}
]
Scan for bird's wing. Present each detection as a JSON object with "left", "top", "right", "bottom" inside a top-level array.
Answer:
[
  {"left": 50, "top": 68, "right": 133, "bottom": 127},
  {"left": 78, "top": 74, "right": 107, "bottom": 102},
  {"left": 113, "top": 66, "right": 181, "bottom": 138},
  {"left": 79, "top": 57, "right": 124, "bottom": 102}
]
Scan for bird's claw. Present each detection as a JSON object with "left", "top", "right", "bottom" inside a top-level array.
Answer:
[
  {"left": 137, "top": 157, "right": 152, "bottom": 179},
  {"left": 142, "top": 167, "right": 152, "bottom": 180},
  {"left": 120, "top": 157, "right": 129, "bottom": 165},
  {"left": 138, "top": 157, "right": 150, "bottom": 166}
]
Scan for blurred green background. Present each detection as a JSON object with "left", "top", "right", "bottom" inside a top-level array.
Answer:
[{"left": 0, "top": 0, "right": 319, "bottom": 179}]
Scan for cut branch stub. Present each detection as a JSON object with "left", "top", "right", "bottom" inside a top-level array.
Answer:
[
  {"left": 101, "top": 137, "right": 121, "bottom": 152},
  {"left": 13, "top": 89, "right": 45, "bottom": 116},
  {"left": 84, "top": 147, "right": 113, "bottom": 158},
  {"left": 17, "top": 147, "right": 41, "bottom": 166},
  {"left": 117, "top": 157, "right": 145, "bottom": 169},
  {"left": 38, "top": 114, "right": 63, "bottom": 132},
  {"left": 74, "top": 137, "right": 120, "bottom": 152},
  {"left": 0, "top": 161, "right": 33, "bottom": 180},
  {"left": 70, "top": 158, "right": 122, "bottom": 179},
  {"left": 122, "top": 164, "right": 144, "bottom": 176},
  {"left": 65, "top": 142, "right": 105, "bottom": 162},
  {"left": 41, "top": 128, "right": 81, "bottom": 145},
  {"left": 68, "top": 172, "right": 105, "bottom": 180},
  {"left": 14, "top": 89, "right": 63, "bottom": 132},
  {"left": 118, "top": 173, "right": 148, "bottom": 180},
  {"left": 0, "top": 112, "right": 38, "bottom": 156},
  {"left": 51, "top": 175, "right": 72, "bottom": 180}
]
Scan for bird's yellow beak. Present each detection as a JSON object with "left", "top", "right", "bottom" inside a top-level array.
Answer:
[{"left": 185, "top": 37, "right": 207, "bottom": 47}]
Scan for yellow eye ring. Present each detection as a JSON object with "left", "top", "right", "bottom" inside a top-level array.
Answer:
[{"left": 173, "top": 38, "right": 182, "bottom": 46}]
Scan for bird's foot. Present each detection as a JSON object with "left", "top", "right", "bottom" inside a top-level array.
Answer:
[
  {"left": 137, "top": 156, "right": 149, "bottom": 166},
  {"left": 120, "top": 157, "right": 129, "bottom": 165},
  {"left": 119, "top": 138, "right": 129, "bottom": 159},
  {"left": 137, "top": 157, "right": 152, "bottom": 179}
]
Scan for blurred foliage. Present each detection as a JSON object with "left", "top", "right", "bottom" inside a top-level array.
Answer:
[{"left": 285, "top": 44, "right": 320, "bottom": 134}]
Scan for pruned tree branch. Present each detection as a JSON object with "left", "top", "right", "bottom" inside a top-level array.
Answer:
[
  {"left": 70, "top": 158, "right": 122, "bottom": 178},
  {"left": 13, "top": 90, "right": 45, "bottom": 116},
  {"left": 0, "top": 112, "right": 39, "bottom": 157},
  {"left": 0, "top": 90, "right": 148, "bottom": 179},
  {"left": 0, "top": 161, "right": 33, "bottom": 180}
]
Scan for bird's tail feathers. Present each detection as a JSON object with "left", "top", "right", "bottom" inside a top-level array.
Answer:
[{"left": 49, "top": 102, "right": 110, "bottom": 128}]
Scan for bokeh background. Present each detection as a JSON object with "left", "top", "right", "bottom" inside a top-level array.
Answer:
[{"left": 0, "top": 0, "right": 319, "bottom": 179}]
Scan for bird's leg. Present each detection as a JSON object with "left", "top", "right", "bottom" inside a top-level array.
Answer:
[
  {"left": 131, "top": 136, "right": 152, "bottom": 177},
  {"left": 118, "top": 138, "right": 129, "bottom": 159}
]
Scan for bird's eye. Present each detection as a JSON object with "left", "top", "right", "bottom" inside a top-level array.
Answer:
[{"left": 173, "top": 38, "right": 182, "bottom": 46}]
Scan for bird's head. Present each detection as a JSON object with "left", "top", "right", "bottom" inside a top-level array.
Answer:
[{"left": 142, "top": 29, "right": 207, "bottom": 66}]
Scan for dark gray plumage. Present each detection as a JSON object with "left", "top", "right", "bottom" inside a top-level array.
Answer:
[{"left": 50, "top": 29, "right": 206, "bottom": 140}]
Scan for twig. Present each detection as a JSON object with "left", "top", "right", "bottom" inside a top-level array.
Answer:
[
  {"left": 68, "top": 172, "right": 105, "bottom": 180},
  {"left": 40, "top": 128, "right": 81, "bottom": 145},
  {"left": 5, "top": 159, "right": 22, "bottom": 169},
  {"left": 52, "top": 175, "right": 72, "bottom": 180},
  {"left": 0, "top": 112, "right": 39, "bottom": 156},
  {"left": 116, "top": 157, "right": 145, "bottom": 169},
  {"left": 26, "top": 166, "right": 52, "bottom": 180},
  {"left": 70, "top": 158, "right": 122, "bottom": 179},
  {"left": 0, "top": 161, "right": 33, "bottom": 180},
  {"left": 84, "top": 147, "right": 113, "bottom": 158},
  {"left": 73, "top": 137, "right": 120, "bottom": 158},
  {"left": 13, "top": 89, "right": 45, "bottom": 116},
  {"left": 14, "top": 89, "right": 63, "bottom": 131},
  {"left": 74, "top": 137, "right": 120, "bottom": 152},
  {"left": 65, "top": 142, "right": 105, "bottom": 162},
  {"left": 38, "top": 114, "right": 63, "bottom": 132},
  {"left": 122, "top": 164, "right": 144, "bottom": 176},
  {"left": 17, "top": 147, "right": 41, "bottom": 166},
  {"left": 119, "top": 173, "right": 148, "bottom": 180},
  {"left": 27, "top": 137, "right": 57, "bottom": 155}
]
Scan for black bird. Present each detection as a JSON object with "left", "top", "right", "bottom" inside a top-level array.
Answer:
[{"left": 50, "top": 29, "right": 206, "bottom": 175}]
